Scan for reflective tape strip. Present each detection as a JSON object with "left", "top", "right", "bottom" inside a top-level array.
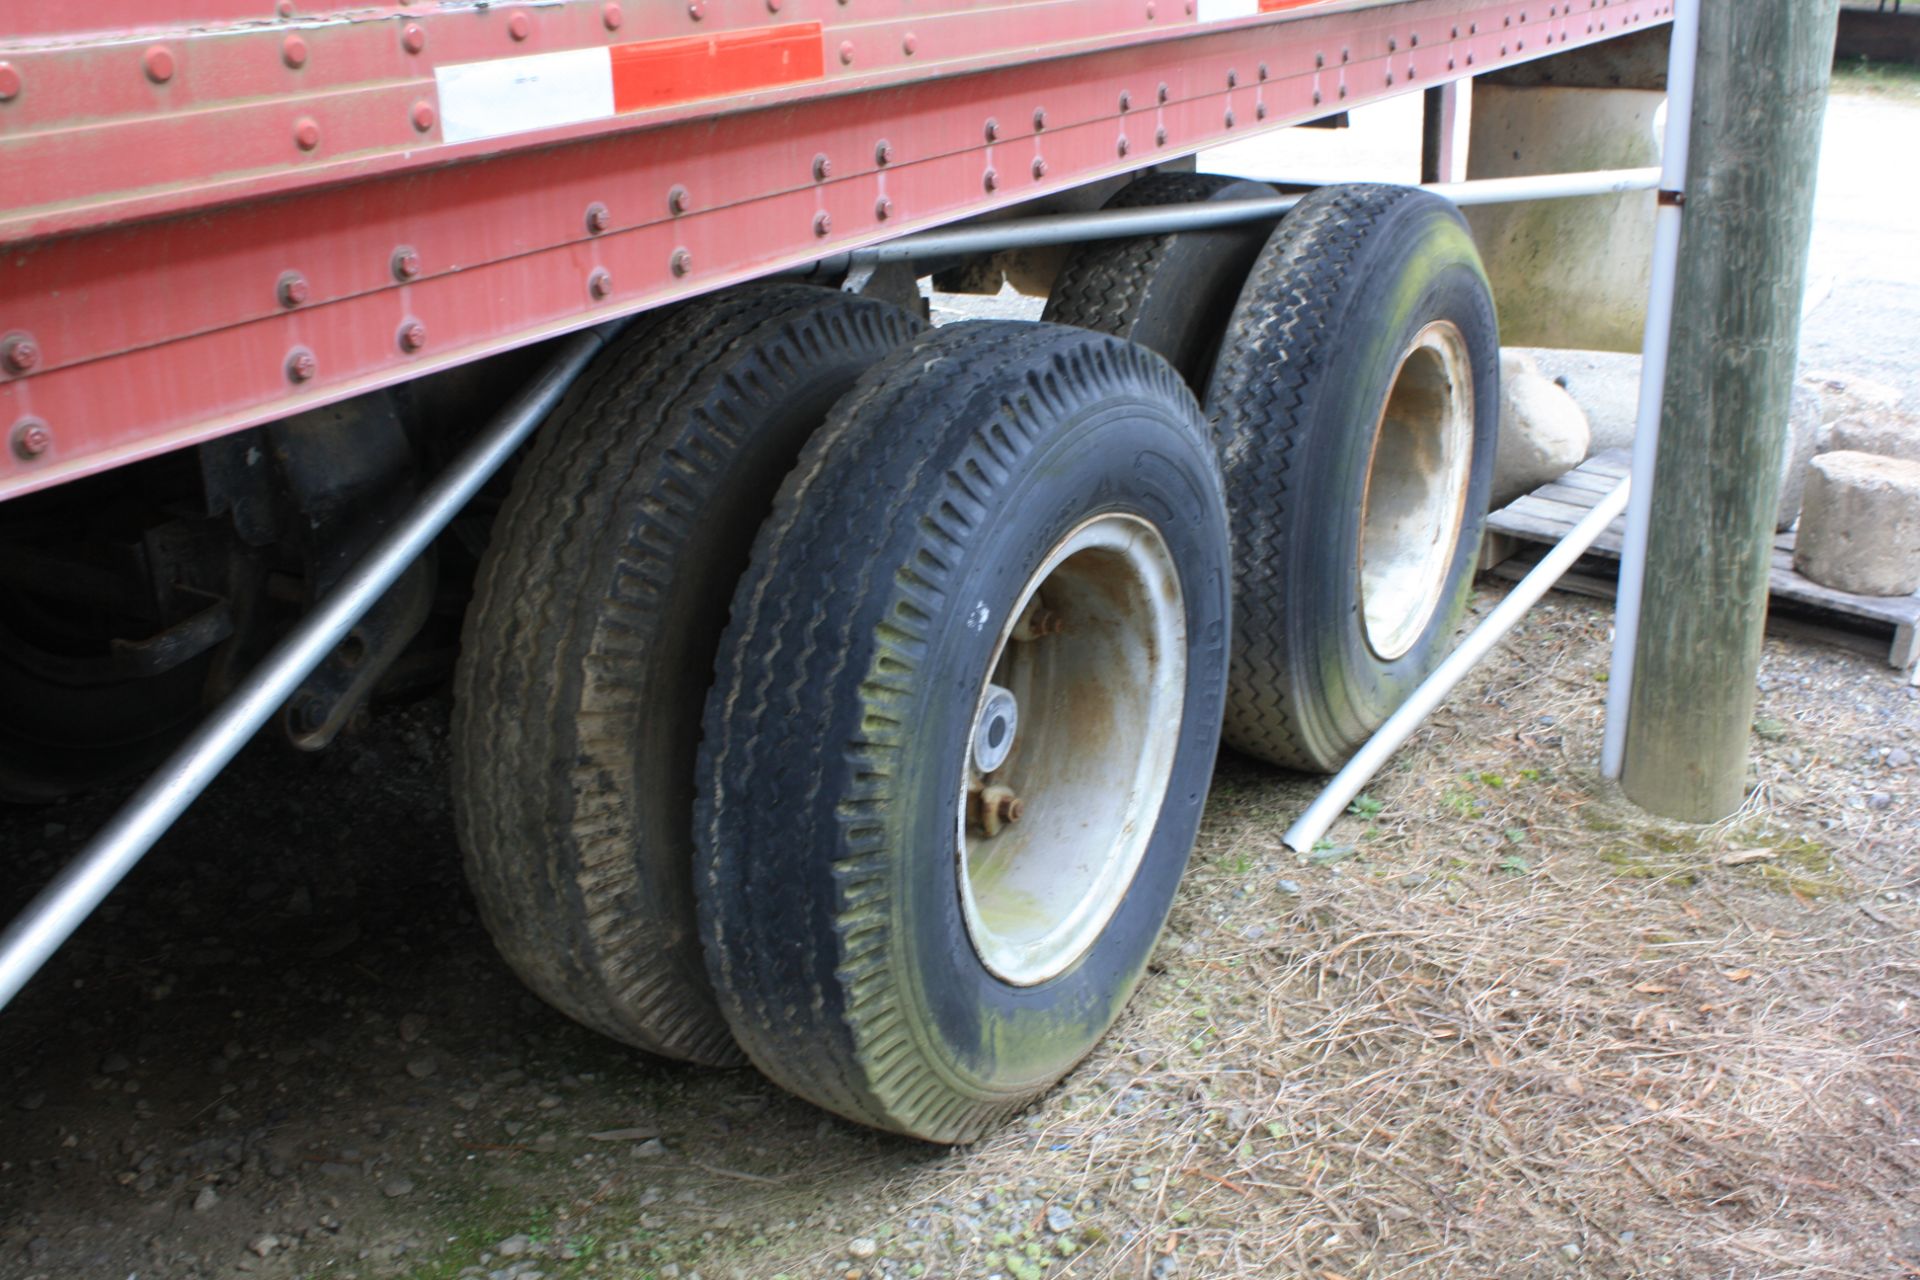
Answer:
[
  {"left": 435, "top": 22, "right": 826, "bottom": 146},
  {"left": 436, "top": 47, "right": 616, "bottom": 145},
  {"left": 1197, "top": 0, "right": 1337, "bottom": 19}
]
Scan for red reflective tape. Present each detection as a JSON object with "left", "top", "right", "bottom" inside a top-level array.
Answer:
[
  {"left": 610, "top": 23, "right": 825, "bottom": 113},
  {"left": 1258, "top": 0, "right": 1333, "bottom": 10}
]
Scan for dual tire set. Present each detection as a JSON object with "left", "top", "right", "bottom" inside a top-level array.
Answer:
[{"left": 453, "top": 180, "right": 1499, "bottom": 1142}]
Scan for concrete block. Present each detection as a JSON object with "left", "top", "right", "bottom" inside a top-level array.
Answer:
[
  {"left": 1830, "top": 415, "right": 1920, "bottom": 465},
  {"left": 1494, "top": 350, "right": 1591, "bottom": 507},
  {"left": 1794, "top": 451, "right": 1920, "bottom": 597},
  {"left": 1464, "top": 84, "right": 1663, "bottom": 353}
]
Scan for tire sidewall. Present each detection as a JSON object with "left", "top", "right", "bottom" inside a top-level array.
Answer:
[{"left": 866, "top": 398, "right": 1229, "bottom": 1098}]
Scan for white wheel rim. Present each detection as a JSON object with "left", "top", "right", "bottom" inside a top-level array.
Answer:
[
  {"left": 955, "top": 514, "right": 1187, "bottom": 987},
  {"left": 1358, "top": 320, "right": 1476, "bottom": 662}
]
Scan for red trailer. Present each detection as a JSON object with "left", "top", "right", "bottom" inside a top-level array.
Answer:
[{"left": 0, "top": 0, "right": 1671, "bottom": 1140}]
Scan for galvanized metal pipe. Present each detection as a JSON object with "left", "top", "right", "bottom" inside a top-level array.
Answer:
[
  {"left": 1283, "top": 478, "right": 1633, "bottom": 854},
  {"left": 0, "top": 324, "right": 619, "bottom": 1012},
  {"left": 852, "top": 167, "right": 1663, "bottom": 262},
  {"left": 1602, "top": 0, "right": 1701, "bottom": 779}
]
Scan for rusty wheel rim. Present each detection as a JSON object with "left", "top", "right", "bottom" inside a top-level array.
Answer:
[
  {"left": 955, "top": 514, "right": 1186, "bottom": 987},
  {"left": 1358, "top": 320, "right": 1475, "bottom": 662}
]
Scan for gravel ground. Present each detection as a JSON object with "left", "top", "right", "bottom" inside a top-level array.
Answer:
[{"left": 2, "top": 79, "right": 1917, "bottom": 1280}]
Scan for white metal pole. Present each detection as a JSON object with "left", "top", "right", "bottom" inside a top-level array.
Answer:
[
  {"left": 1601, "top": 0, "right": 1701, "bottom": 779},
  {"left": 1284, "top": 479, "right": 1634, "bottom": 853}
]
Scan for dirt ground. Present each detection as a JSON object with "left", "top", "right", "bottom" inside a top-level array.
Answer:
[{"left": 5, "top": 81, "right": 1920, "bottom": 1280}]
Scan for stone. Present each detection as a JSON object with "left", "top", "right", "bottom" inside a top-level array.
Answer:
[
  {"left": 248, "top": 1235, "right": 279, "bottom": 1258},
  {"left": 1794, "top": 452, "right": 1920, "bottom": 596},
  {"left": 1801, "top": 370, "right": 1904, "bottom": 425},
  {"left": 496, "top": 1235, "right": 531, "bottom": 1258},
  {"left": 1494, "top": 350, "right": 1591, "bottom": 507},
  {"left": 1830, "top": 415, "right": 1920, "bottom": 465},
  {"left": 1774, "top": 384, "right": 1822, "bottom": 532},
  {"left": 848, "top": 1239, "right": 878, "bottom": 1260},
  {"left": 383, "top": 1177, "right": 416, "bottom": 1198},
  {"left": 193, "top": 1186, "right": 220, "bottom": 1213},
  {"left": 1045, "top": 1206, "right": 1075, "bottom": 1234}
]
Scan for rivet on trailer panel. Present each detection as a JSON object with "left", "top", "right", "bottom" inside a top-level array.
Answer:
[
  {"left": 1116, "top": 135, "right": 1130, "bottom": 157},
  {"left": 286, "top": 349, "right": 317, "bottom": 383},
  {"left": 813, "top": 210, "right": 834, "bottom": 236},
  {"left": 143, "top": 46, "right": 176, "bottom": 84},
  {"left": 0, "top": 62, "right": 20, "bottom": 102},
  {"left": 402, "top": 24, "right": 426, "bottom": 54},
  {"left": 508, "top": 11, "right": 531, "bottom": 40},
  {"left": 585, "top": 203, "right": 611, "bottom": 234},
  {"left": 902, "top": 33, "right": 917, "bottom": 56},
  {"left": 1031, "top": 157, "right": 1047, "bottom": 180},
  {"left": 1154, "top": 126, "right": 1167, "bottom": 147},
  {"left": 667, "top": 186, "right": 690, "bottom": 216},
  {"left": 688, "top": 1, "right": 704, "bottom": 20},
  {"left": 603, "top": 3, "right": 623, "bottom": 30},
  {"left": 589, "top": 269, "right": 614, "bottom": 299},
  {"left": 392, "top": 247, "right": 422, "bottom": 281},
  {"left": 283, "top": 34, "right": 309, "bottom": 68},
  {"left": 411, "top": 101, "right": 436, "bottom": 132},
  {"left": 1032, "top": 108, "right": 1047, "bottom": 131},
  {"left": 812, "top": 154, "right": 832, "bottom": 181},
  {"left": 669, "top": 249, "right": 691, "bottom": 278},
  {"left": 874, "top": 140, "right": 893, "bottom": 165},
  {"left": 2, "top": 333, "right": 40, "bottom": 375},
  {"left": 982, "top": 169, "right": 998, "bottom": 193},
  {"left": 839, "top": 40, "right": 855, "bottom": 65},
  {"left": 984, "top": 118, "right": 999, "bottom": 142},
  {"left": 294, "top": 117, "right": 322, "bottom": 150},
  {"left": 10, "top": 419, "right": 51, "bottom": 462},
  {"left": 874, "top": 196, "right": 893, "bottom": 220},
  {"left": 277, "top": 272, "right": 310, "bottom": 308},
  {"left": 397, "top": 321, "right": 427, "bottom": 353}
]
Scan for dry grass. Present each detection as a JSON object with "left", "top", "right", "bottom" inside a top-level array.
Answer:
[{"left": 764, "top": 597, "right": 1920, "bottom": 1280}]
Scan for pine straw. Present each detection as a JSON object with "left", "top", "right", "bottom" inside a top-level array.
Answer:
[{"left": 774, "top": 600, "right": 1920, "bottom": 1280}]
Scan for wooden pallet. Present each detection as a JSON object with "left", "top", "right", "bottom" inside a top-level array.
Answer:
[{"left": 1483, "top": 449, "right": 1920, "bottom": 680}]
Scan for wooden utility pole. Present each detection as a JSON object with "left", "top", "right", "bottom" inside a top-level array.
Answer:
[{"left": 1621, "top": 0, "right": 1841, "bottom": 820}]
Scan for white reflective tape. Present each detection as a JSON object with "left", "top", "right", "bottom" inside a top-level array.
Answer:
[
  {"left": 1196, "top": 0, "right": 1259, "bottom": 21},
  {"left": 435, "top": 47, "right": 616, "bottom": 145}
]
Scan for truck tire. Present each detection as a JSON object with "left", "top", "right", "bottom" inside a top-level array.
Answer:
[
  {"left": 453, "top": 284, "right": 922, "bottom": 1065},
  {"left": 1041, "top": 172, "right": 1279, "bottom": 391},
  {"left": 1206, "top": 184, "right": 1498, "bottom": 772},
  {"left": 696, "top": 322, "right": 1231, "bottom": 1142}
]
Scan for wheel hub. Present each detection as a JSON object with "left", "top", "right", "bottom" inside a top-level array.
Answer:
[
  {"left": 1358, "top": 320, "right": 1476, "bottom": 662},
  {"left": 956, "top": 514, "right": 1186, "bottom": 987}
]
